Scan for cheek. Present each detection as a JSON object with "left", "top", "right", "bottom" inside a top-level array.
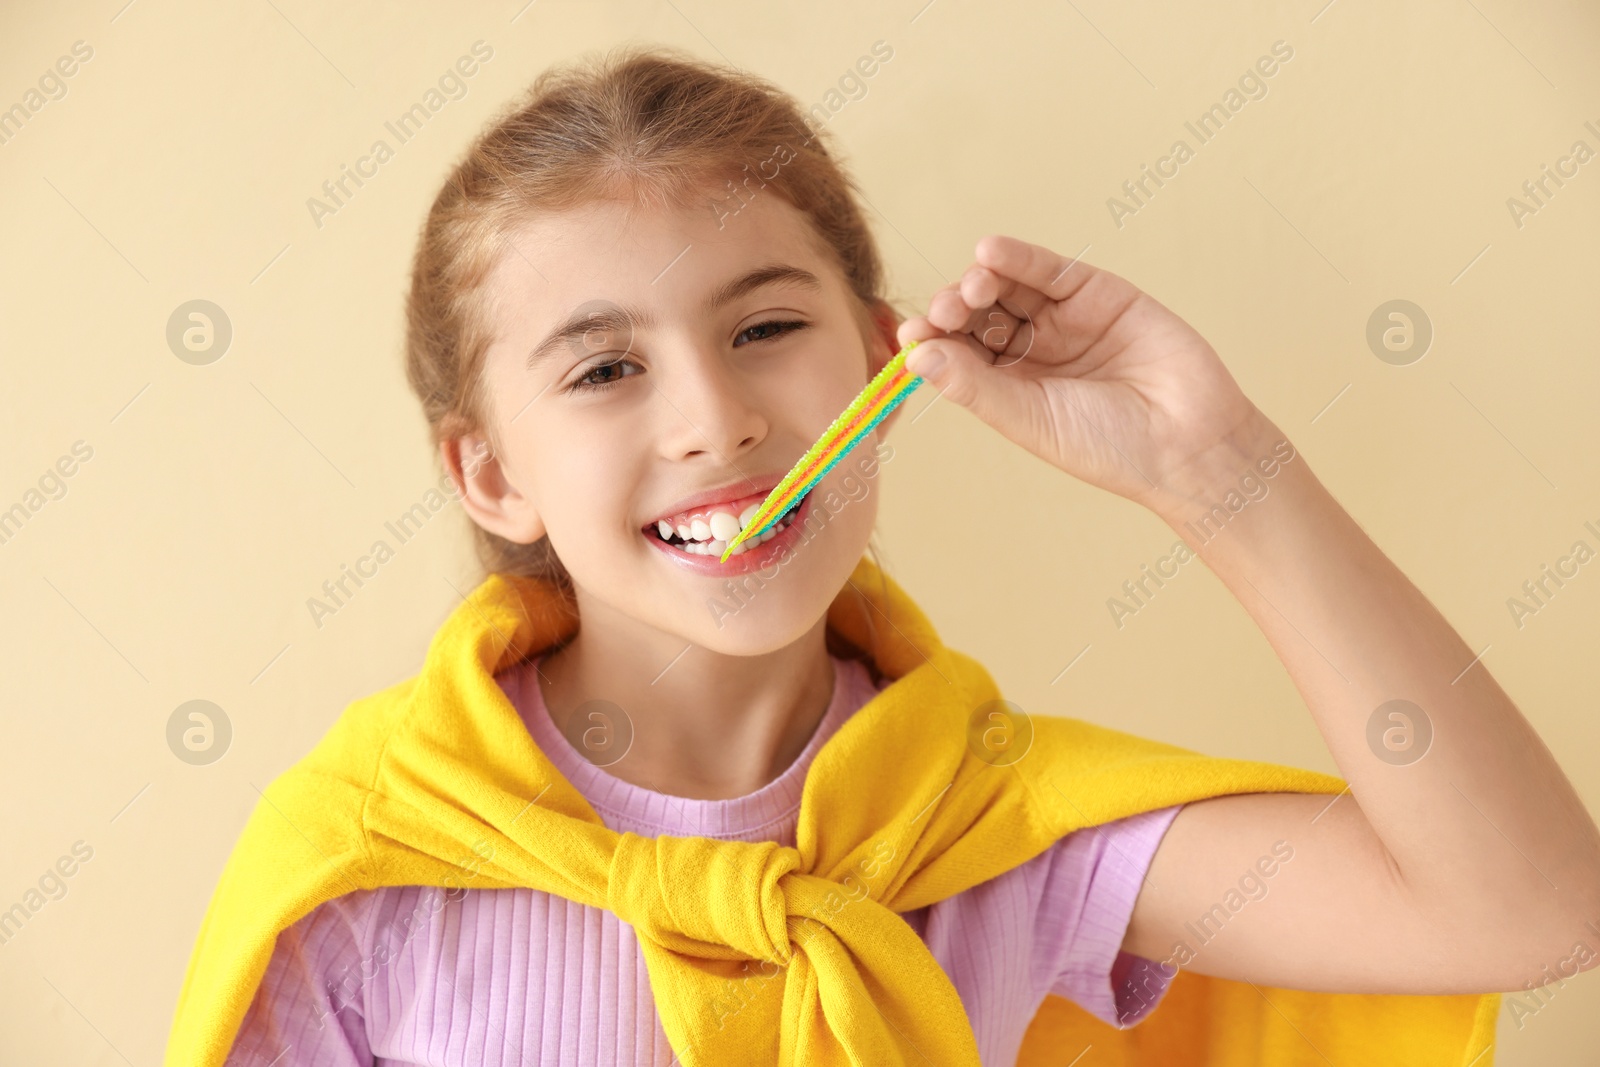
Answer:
[
  {"left": 820, "top": 462, "right": 880, "bottom": 533},
  {"left": 784, "top": 331, "right": 870, "bottom": 417},
  {"left": 517, "top": 427, "right": 637, "bottom": 547},
  {"left": 551, "top": 464, "right": 634, "bottom": 540}
]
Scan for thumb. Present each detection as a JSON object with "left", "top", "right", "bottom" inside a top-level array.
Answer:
[{"left": 904, "top": 338, "right": 1035, "bottom": 429}]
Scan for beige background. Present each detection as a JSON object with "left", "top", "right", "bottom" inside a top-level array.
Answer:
[{"left": 3, "top": 0, "right": 1598, "bottom": 1062}]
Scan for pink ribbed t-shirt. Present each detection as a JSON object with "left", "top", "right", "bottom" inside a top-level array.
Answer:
[{"left": 225, "top": 653, "right": 1181, "bottom": 1066}]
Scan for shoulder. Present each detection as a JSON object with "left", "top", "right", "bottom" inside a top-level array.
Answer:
[
  {"left": 299, "top": 673, "right": 422, "bottom": 787},
  {"left": 246, "top": 674, "right": 424, "bottom": 878}
]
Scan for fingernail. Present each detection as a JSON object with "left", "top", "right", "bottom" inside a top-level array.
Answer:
[{"left": 908, "top": 346, "right": 945, "bottom": 379}]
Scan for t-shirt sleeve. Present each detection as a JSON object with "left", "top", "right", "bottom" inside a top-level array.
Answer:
[
  {"left": 1031, "top": 804, "right": 1184, "bottom": 1029},
  {"left": 224, "top": 892, "right": 376, "bottom": 1066}
]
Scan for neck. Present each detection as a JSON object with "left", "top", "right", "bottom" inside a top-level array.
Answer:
[{"left": 534, "top": 593, "right": 837, "bottom": 802}]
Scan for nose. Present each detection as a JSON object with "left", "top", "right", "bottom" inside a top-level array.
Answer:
[{"left": 655, "top": 343, "right": 769, "bottom": 465}]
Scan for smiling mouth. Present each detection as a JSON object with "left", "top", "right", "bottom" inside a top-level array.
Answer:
[{"left": 645, "top": 490, "right": 811, "bottom": 557}]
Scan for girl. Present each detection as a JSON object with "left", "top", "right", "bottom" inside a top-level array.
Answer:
[{"left": 202, "top": 45, "right": 1600, "bottom": 1066}]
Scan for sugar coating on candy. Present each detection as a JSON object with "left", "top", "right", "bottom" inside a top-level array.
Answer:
[{"left": 719, "top": 341, "right": 924, "bottom": 561}]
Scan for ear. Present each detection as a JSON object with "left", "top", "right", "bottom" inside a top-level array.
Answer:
[
  {"left": 441, "top": 431, "right": 546, "bottom": 545},
  {"left": 862, "top": 299, "right": 911, "bottom": 439}
]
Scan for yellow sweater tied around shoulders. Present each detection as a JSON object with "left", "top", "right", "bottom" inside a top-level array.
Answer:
[{"left": 165, "top": 555, "right": 1498, "bottom": 1066}]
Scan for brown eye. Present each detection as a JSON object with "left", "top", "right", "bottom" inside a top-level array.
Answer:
[
  {"left": 569, "top": 358, "right": 639, "bottom": 393},
  {"left": 735, "top": 319, "right": 809, "bottom": 346}
]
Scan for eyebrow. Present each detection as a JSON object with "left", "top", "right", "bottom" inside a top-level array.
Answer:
[{"left": 523, "top": 263, "right": 824, "bottom": 372}]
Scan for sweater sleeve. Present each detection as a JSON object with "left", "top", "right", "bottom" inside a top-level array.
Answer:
[
  {"left": 1032, "top": 804, "right": 1184, "bottom": 1029},
  {"left": 224, "top": 892, "right": 376, "bottom": 1066}
]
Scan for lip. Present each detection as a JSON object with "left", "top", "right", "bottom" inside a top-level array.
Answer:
[
  {"left": 644, "top": 489, "right": 816, "bottom": 577},
  {"left": 643, "top": 474, "right": 787, "bottom": 529}
]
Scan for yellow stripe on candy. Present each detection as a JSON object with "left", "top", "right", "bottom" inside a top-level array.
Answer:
[{"left": 719, "top": 341, "right": 924, "bottom": 562}]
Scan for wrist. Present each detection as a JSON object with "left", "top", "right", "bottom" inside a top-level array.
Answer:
[{"left": 1147, "top": 408, "right": 1298, "bottom": 530}]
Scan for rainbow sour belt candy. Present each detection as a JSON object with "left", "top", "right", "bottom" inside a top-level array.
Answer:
[{"left": 719, "top": 339, "right": 925, "bottom": 562}]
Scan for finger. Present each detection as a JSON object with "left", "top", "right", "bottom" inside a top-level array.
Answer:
[
  {"left": 896, "top": 314, "right": 946, "bottom": 347},
  {"left": 926, "top": 285, "right": 988, "bottom": 334},
  {"left": 953, "top": 265, "right": 1030, "bottom": 319},
  {"left": 974, "top": 234, "right": 1100, "bottom": 303},
  {"left": 918, "top": 258, "right": 1044, "bottom": 362},
  {"left": 927, "top": 261, "right": 1041, "bottom": 340},
  {"left": 960, "top": 263, "right": 1053, "bottom": 329},
  {"left": 903, "top": 331, "right": 1041, "bottom": 431},
  {"left": 903, "top": 300, "right": 1027, "bottom": 367},
  {"left": 945, "top": 268, "right": 1034, "bottom": 366},
  {"left": 974, "top": 305, "right": 1026, "bottom": 359},
  {"left": 946, "top": 264, "right": 1042, "bottom": 366}
]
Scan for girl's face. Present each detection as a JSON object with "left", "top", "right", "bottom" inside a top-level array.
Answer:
[{"left": 457, "top": 182, "right": 901, "bottom": 655}]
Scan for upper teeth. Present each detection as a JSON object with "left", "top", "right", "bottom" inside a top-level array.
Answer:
[
  {"left": 652, "top": 498, "right": 790, "bottom": 548},
  {"left": 709, "top": 511, "right": 741, "bottom": 541}
]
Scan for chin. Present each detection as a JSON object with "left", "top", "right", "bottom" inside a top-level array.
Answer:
[{"left": 690, "top": 542, "right": 869, "bottom": 656}]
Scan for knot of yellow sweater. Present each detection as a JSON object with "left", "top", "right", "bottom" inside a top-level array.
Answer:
[
  {"left": 602, "top": 826, "right": 963, "bottom": 1063},
  {"left": 606, "top": 830, "right": 811, "bottom": 966}
]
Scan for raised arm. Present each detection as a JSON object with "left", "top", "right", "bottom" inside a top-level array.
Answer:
[
  {"left": 893, "top": 233, "right": 1600, "bottom": 994},
  {"left": 1118, "top": 410, "right": 1600, "bottom": 993}
]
